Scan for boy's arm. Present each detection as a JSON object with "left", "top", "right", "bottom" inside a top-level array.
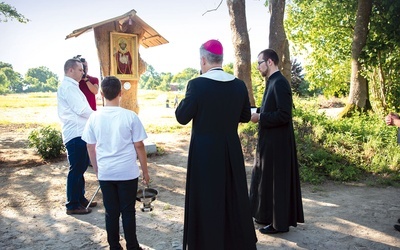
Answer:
[
  {"left": 134, "top": 140, "right": 150, "bottom": 185},
  {"left": 86, "top": 143, "right": 98, "bottom": 178}
]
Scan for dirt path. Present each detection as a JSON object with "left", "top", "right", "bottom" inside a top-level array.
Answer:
[{"left": 1, "top": 105, "right": 400, "bottom": 249}]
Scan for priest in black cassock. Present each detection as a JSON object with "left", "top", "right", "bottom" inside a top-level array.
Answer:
[
  {"left": 249, "top": 49, "right": 304, "bottom": 234},
  {"left": 175, "top": 39, "right": 257, "bottom": 250}
]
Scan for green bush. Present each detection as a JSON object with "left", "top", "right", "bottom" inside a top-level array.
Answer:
[
  {"left": 28, "top": 126, "right": 65, "bottom": 160},
  {"left": 240, "top": 97, "right": 400, "bottom": 185},
  {"left": 294, "top": 99, "right": 400, "bottom": 185}
]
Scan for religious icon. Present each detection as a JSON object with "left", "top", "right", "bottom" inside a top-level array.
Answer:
[{"left": 110, "top": 32, "right": 138, "bottom": 79}]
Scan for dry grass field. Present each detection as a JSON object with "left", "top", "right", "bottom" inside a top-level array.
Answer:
[{"left": 1, "top": 91, "right": 400, "bottom": 249}]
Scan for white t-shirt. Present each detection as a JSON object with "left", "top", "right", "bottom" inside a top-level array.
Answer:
[{"left": 82, "top": 106, "right": 147, "bottom": 181}]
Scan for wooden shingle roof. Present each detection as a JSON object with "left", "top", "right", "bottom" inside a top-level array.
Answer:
[{"left": 65, "top": 9, "right": 168, "bottom": 48}]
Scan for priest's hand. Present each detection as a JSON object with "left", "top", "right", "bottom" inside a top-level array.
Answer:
[{"left": 251, "top": 113, "right": 260, "bottom": 123}]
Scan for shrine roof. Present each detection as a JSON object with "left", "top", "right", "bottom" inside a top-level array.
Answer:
[{"left": 65, "top": 9, "right": 168, "bottom": 48}]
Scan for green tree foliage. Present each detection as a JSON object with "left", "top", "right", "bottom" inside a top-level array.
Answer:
[
  {"left": 0, "top": 61, "right": 12, "bottom": 68},
  {"left": 251, "top": 59, "right": 310, "bottom": 106},
  {"left": 240, "top": 96, "right": 400, "bottom": 184},
  {"left": 139, "top": 65, "right": 199, "bottom": 91},
  {"left": 361, "top": 0, "right": 400, "bottom": 113},
  {"left": 3, "top": 67, "right": 23, "bottom": 92},
  {"left": 0, "top": 62, "right": 59, "bottom": 93},
  {"left": 223, "top": 63, "right": 234, "bottom": 75},
  {"left": 0, "top": 71, "right": 9, "bottom": 94},
  {"left": 251, "top": 61, "right": 265, "bottom": 107},
  {"left": 286, "top": 0, "right": 400, "bottom": 112},
  {"left": 293, "top": 99, "right": 400, "bottom": 184},
  {"left": 24, "top": 66, "right": 59, "bottom": 92},
  {"left": 0, "top": 62, "right": 23, "bottom": 94},
  {"left": 290, "top": 58, "right": 311, "bottom": 96},
  {"left": 0, "top": 2, "right": 29, "bottom": 23},
  {"left": 285, "top": 0, "right": 356, "bottom": 97},
  {"left": 26, "top": 66, "right": 58, "bottom": 84},
  {"left": 139, "top": 65, "right": 161, "bottom": 90},
  {"left": 157, "top": 72, "right": 173, "bottom": 91},
  {"left": 172, "top": 68, "right": 198, "bottom": 86}
]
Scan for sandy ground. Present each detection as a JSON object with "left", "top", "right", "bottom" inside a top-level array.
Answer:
[{"left": 1, "top": 104, "right": 400, "bottom": 250}]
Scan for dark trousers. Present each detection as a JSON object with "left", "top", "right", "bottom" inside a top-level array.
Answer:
[
  {"left": 65, "top": 137, "right": 89, "bottom": 210},
  {"left": 100, "top": 179, "right": 140, "bottom": 250}
]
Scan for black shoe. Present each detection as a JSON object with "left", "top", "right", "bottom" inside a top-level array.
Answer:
[
  {"left": 394, "top": 224, "right": 400, "bottom": 232},
  {"left": 259, "top": 224, "right": 289, "bottom": 234},
  {"left": 398, "top": 218, "right": 400, "bottom": 224}
]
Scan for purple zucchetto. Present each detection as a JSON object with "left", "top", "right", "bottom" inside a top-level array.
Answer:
[{"left": 202, "top": 39, "right": 223, "bottom": 55}]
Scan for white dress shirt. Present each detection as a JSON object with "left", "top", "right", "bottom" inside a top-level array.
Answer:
[{"left": 57, "top": 76, "right": 93, "bottom": 144}]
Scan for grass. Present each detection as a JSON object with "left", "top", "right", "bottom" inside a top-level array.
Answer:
[
  {"left": 137, "top": 89, "right": 185, "bottom": 108},
  {"left": 4, "top": 91, "right": 400, "bottom": 186},
  {"left": 0, "top": 92, "right": 57, "bottom": 108},
  {"left": 240, "top": 96, "right": 400, "bottom": 186},
  {"left": 1, "top": 90, "right": 189, "bottom": 160}
]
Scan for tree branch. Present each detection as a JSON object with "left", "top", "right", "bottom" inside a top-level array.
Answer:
[{"left": 202, "top": 0, "right": 223, "bottom": 16}]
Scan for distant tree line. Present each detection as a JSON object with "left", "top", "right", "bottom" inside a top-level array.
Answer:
[
  {"left": 0, "top": 60, "right": 307, "bottom": 97},
  {"left": 139, "top": 65, "right": 199, "bottom": 91},
  {"left": 0, "top": 62, "right": 59, "bottom": 94}
]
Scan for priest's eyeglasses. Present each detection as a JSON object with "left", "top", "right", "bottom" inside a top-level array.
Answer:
[{"left": 257, "top": 60, "right": 265, "bottom": 66}]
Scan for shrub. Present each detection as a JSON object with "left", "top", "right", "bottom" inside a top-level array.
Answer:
[
  {"left": 241, "top": 97, "right": 400, "bottom": 185},
  {"left": 28, "top": 126, "right": 65, "bottom": 160},
  {"left": 294, "top": 98, "right": 400, "bottom": 185}
]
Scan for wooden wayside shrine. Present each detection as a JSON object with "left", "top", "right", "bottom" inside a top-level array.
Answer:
[{"left": 65, "top": 9, "right": 168, "bottom": 114}]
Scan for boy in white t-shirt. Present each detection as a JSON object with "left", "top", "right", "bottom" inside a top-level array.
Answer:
[{"left": 82, "top": 76, "right": 150, "bottom": 250}]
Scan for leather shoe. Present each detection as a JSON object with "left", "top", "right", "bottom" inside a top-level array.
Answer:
[
  {"left": 259, "top": 224, "right": 289, "bottom": 234},
  {"left": 66, "top": 206, "right": 92, "bottom": 215},
  {"left": 81, "top": 200, "right": 97, "bottom": 208},
  {"left": 394, "top": 224, "right": 400, "bottom": 232}
]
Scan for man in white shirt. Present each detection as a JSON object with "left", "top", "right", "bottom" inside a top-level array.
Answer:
[{"left": 57, "top": 58, "right": 95, "bottom": 215}]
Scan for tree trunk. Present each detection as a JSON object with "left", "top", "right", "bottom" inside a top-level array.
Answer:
[
  {"left": 268, "top": 0, "right": 291, "bottom": 82},
  {"left": 227, "top": 0, "right": 255, "bottom": 106},
  {"left": 339, "top": 0, "right": 373, "bottom": 118}
]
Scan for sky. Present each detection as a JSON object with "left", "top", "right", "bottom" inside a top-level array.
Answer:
[{"left": 1, "top": 0, "right": 270, "bottom": 80}]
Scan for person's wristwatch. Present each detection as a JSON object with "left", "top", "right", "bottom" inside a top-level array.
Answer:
[{"left": 85, "top": 79, "right": 90, "bottom": 83}]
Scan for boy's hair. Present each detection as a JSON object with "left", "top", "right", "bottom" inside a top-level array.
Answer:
[{"left": 101, "top": 76, "right": 121, "bottom": 100}]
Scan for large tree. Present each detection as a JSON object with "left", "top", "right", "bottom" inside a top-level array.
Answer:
[
  {"left": 24, "top": 66, "right": 59, "bottom": 92},
  {"left": 340, "top": 0, "right": 373, "bottom": 117},
  {"left": 268, "top": 0, "right": 291, "bottom": 82},
  {"left": 172, "top": 68, "right": 199, "bottom": 85},
  {"left": 226, "top": 0, "right": 256, "bottom": 106},
  {"left": 0, "top": 62, "right": 23, "bottom": 93},
  {"left": 287, "top": 0, "right": 400, "bottom": 114},
  {"left": 139, "top": 65, "right": 161, "bottom": 89},
  {"left": 286, "top": 0, "right": 356, "bottom": 97},
  {"left": 362, "top": 0, "right": 400, "bottom": 112},
  {"left": 202, "top": 0, "right": 256, "bottom": 105}
]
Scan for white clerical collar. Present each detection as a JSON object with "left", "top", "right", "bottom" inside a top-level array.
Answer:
[{"left": 199, "top": 68, "right": 235, "bottom": 82}]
